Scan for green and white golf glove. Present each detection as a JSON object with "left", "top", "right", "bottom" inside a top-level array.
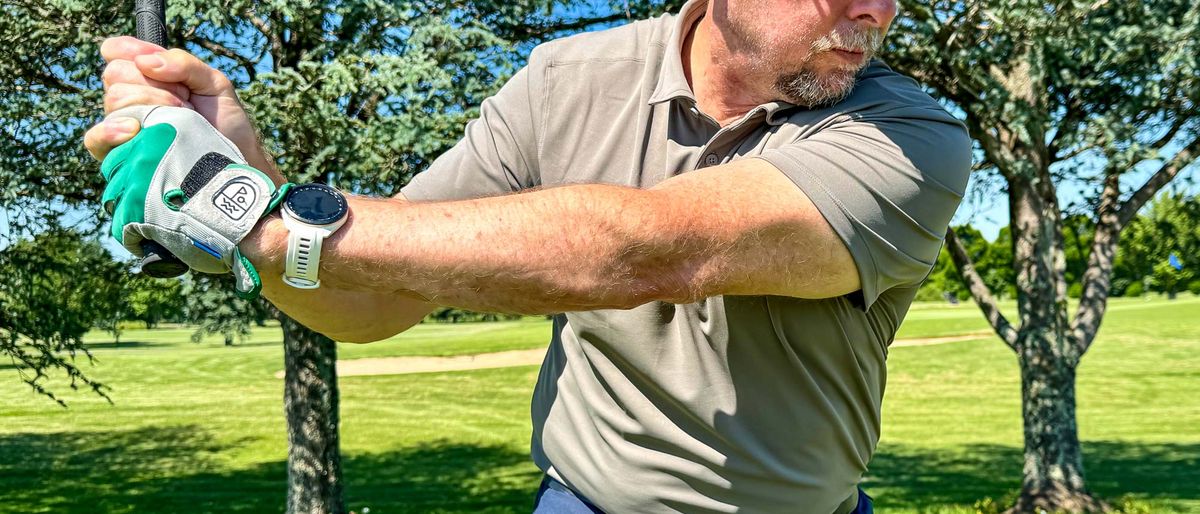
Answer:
[{"left": 100, "top": 105, "right": 291, "bottom": 299}]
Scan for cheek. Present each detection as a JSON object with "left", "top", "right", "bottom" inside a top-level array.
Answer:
[{"left": 765, "top": 3, "right": 831, "bottom": 48}]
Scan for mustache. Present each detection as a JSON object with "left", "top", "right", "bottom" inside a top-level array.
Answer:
[{"left": 810, "top": 28, "right": 885, "bottom": 56}]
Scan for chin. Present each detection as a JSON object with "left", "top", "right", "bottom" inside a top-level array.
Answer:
[{"left": 775, "top": 67, "right": 860, "bottom": 107}]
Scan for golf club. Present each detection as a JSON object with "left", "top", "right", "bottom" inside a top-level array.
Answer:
[{"left": 132, "top": 0, "right": 189, "bottom": 278}]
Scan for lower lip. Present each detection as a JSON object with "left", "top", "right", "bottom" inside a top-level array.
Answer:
[{"left": 832, "top": 49, "right": 865, "bottom": 62}]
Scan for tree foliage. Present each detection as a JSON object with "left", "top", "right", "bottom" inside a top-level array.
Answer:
[
  {"left": 124, "top": 274, "right": 185, "bottom": 328},
  {"left": 182, "top": 274, "right": 266, "bottom": 345},
  {"left": 1115, "top": 192, "right": 1200, "bottom": 297},
  {"left": 0, "top": 229, "right": 127, "bottom": 405},
  {"left": 921, "top": 195, "right": 1200, "bottom": 302}
]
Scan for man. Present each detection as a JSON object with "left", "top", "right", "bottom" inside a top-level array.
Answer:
[{"left": 86, "top": 0, "right": 971, "bottom": 511}]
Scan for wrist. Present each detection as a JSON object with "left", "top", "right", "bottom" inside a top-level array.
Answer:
[{"left": 239, "top": 213, "right": 287, "bottom": 275}]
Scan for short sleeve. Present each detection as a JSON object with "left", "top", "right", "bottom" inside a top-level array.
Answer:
[
  {"left": 756, "top": 105, "right": 971, "bottom": 311},
  {"left": 399, "top": 46, "right": 548, "bottom": 201}
]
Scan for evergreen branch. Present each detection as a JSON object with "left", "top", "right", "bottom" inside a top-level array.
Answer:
[
  {"left": 1145, "top": 117, "right": 1189, "bottom": 155},
  {"left": 245, "top": 10, "right": 282, "bottom": 69},
  {"left": 499, "top": 12, "right": 631, "bottom": 42},
  {"left": 1047, "top": 96, "right": 1088, "bottom": 161},
  {"left": 191, "top": 36, "right": 258, "bottom": 82}
]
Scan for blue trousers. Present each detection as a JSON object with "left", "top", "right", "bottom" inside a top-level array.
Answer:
[{"left": 532, "top": 475, "right": 874, "bottom": 513}]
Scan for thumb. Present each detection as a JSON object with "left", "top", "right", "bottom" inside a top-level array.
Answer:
[{"left": 134, "top": 48, "right": 236, "bottom": 99}]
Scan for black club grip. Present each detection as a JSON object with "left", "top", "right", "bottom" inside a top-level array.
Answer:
[
  {"left": 134, "top": 0, "right": 167, "bottom": 46},
  {"left": 133, "top": 0, "right": 186, "bottom": 277},
  {"left": 139, "top": 240, "right": 191, "bottom": 278}
]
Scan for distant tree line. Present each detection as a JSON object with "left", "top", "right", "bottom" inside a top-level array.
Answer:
[{"left": 919, "top": 192, "right": 1200, "bottom": 302}]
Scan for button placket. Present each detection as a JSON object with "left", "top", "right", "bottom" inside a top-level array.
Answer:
[{"left": 695, "top": 107, "right": 766, "bottom": 169}]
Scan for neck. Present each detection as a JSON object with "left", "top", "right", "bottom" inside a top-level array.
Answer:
[{"left": 682, "top": 13, "right": 770, "bottom": 126}]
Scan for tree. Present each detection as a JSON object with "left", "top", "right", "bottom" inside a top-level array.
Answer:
[
  {"left": 0, "top": 229, "right": 128, "bottom": 406},
  {"left": 887, "top": 1, "right": 1200, "bottom": 511},
  {"left": 1114, "top": 192, "right": 1200, "bottom": 298},
  {"left": 2, "top": 1, "right": 681, "bottom": 511},
  {"left": 124, "top": 274, "right": 185, "bottom": 328},
  {"left": 182, "top": 274, "right": 258, "bottom": 346}
]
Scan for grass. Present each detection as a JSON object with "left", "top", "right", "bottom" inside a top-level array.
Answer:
[{"left": 1, "top": 296, "right": 1197, "bottom": 513}]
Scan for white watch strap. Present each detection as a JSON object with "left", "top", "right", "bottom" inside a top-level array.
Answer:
[{"left": 284, "top": 225, "right": 326, "bottom": 289}]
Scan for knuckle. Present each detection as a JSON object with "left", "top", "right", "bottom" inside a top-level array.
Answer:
[
  {"left": 102, "top": 60, "right": 137, "bottom": 87},
  {"left": 83, "top": 126, "right": 108, "bottom": 160},
  {"left": 165, "top": 48, "right": 198, "bottom": 65}
]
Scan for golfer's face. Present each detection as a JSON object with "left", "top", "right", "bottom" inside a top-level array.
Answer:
[
  {"left": 719, "top": 0, "right": 897, "bottom": 105},
  {"left": 729, "top": 0, "right": 895, "bottom": 62}
]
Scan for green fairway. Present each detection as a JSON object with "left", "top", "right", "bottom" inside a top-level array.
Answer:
[{"left": 1, "top": 296, "right": 1197, "bottom": 513}]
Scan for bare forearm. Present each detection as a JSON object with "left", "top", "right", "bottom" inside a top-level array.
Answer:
[
  {"left": 241, "top": 217, "right": 432, "bottom": 342},
  {"left": 245, "top": 185, "right": 709, "bottom": 315}
]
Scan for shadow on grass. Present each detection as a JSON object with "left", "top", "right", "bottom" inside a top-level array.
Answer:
[
  {"left": 867, "top": 441, "right": 1200, "bottom": 511},
  {"left": 82, "top": 339, "right": 284, "bottom": 350},
  {"left": 81, "top": 340, "right": 176, "bottom": 350},
  {"left": 4, "top": 427, "right": 1193, "bottom": 513},
  {"left": 0, "top": 426, "right": 539, "bottom": 514}
]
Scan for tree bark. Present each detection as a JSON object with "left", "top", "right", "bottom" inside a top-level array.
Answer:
[
  {"left": 281, "top": 315, "right": 346, "bottom": 514},
  {"left": 1007, "top": 179, "right": 1109, "bottom": 513},
  {"left": 1009, "top": 333, "right": 1108, "bottom": 513}
]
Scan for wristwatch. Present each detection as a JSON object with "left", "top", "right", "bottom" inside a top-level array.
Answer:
[{"left": 280, "top": 183, "right": 349, "bottom": 289}]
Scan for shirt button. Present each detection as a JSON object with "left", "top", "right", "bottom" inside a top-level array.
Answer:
[{"left": 703, "top": 153, "right": 720, "bottom": 167}]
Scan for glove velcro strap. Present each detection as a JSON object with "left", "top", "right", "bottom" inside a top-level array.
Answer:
[{"left": 233, "top": 248, "right": 263, "bottom": 299}]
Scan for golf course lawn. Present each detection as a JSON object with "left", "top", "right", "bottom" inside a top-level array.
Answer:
[{"left": 1, "top": 296, "right": 1197, "bottom": 513}]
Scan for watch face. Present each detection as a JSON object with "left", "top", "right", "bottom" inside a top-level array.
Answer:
[{"left": 286, "top": 184, "right": 347, "bottom": 225}]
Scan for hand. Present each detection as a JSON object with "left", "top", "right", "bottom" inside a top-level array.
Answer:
[
  {"left": 100, "top": 105, "right": 290, "bottom": 299},
  {"left": 84, "top": 36, "right": 278, "bottom": 177}
]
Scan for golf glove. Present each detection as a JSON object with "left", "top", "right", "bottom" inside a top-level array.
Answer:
[{"left": 99, "top": 105, "right": 290, "bottom": 299}]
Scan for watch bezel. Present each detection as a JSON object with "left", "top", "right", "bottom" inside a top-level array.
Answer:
[{"left": 283, "top": 183, "right": 348, "bottom": 226}]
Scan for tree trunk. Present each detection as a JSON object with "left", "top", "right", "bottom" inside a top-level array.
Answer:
[
  {"left": 1010, "top": 337, "right": 1107, "bottom": 513},
  {"left": 1007, "top": 178, "right": 1109, "bottom": 513},
  {"left": 225, "top": 334, "right": 233, "bottom": 346},
  {"left": 281, "top": 315, "right": 346, "bottom": 514}
]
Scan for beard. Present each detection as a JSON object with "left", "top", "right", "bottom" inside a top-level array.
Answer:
[
  {"left": 774, "top": 67, "right": 861, "bottom": 108},
  {"left": 774, "top": 27, "right": 885, "bottom": 107}
]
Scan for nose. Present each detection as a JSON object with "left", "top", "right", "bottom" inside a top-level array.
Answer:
[{"left": 847, "top": 0, "right": 897, "bottom": 29}]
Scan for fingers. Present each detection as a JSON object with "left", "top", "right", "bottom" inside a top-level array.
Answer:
[
  {"left": 100, "top": 36, "right": 165, "bottom": 62},
  {"left": 105, "top": 82, "right": 193, "bottom": 114},
  {"left": 85, "top": 118, "right": 141, "bottom": 161},
  {"left": 100, "top": 36, "right": 236, "bottom": 99},
  {"left": 102, "top": 59, "right": 191, "bottom": 100},
  {"left": 134, "top": 48, "right": 236, "bottom": 98}
]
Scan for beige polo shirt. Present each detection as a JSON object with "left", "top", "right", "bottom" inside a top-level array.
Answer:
[{"left": 401, "top": 1, "right": 972, "bottom": 512}]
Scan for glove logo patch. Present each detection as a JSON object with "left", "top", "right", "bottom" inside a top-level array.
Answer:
[{"left": 213, "top": 178, "right": 257, "bottom": 221}]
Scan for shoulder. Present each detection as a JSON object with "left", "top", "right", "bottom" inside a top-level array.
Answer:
[
  {"left": 785, "top": 60, "right": 973, "bottom": 192},
  {"left": 848, "top": 60, "right": 956, "bottom": 116},
  {"left": 527, "top": 13, "right": 675, "bottom": 69}
]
